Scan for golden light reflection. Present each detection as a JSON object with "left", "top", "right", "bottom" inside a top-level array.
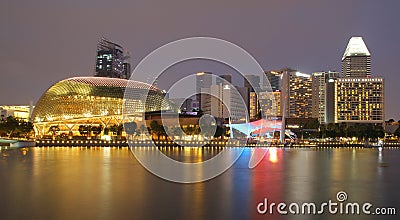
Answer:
[{"left": 268, "top": 147, "right": 278, "bottom": 163}]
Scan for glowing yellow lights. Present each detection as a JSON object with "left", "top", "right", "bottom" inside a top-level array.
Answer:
[
  {"left": 32, "top": 77, "right": 178, "bottom": 137},
  {"left": 268, "top": 147, "right": 278, "bottom": 163}
]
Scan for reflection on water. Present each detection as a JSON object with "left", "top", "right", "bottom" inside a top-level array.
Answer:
[
  {"left": 158, "top": 146, "right": 224, "bottom": 163},
  {"left": 0, "top": 146, "right": 399, "bottom": 220}
]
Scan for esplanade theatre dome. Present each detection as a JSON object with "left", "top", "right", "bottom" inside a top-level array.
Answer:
[{"left": 32, "top": 77, "right": 176, "bottom": 137}]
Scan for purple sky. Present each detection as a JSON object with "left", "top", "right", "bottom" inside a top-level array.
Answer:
[{"left": 1, "top": 0, "right": 399, "bottom": 119}]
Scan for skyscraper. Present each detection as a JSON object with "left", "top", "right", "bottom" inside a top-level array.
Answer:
[
  {"left": 243, "top": 75, "right": 261, "bottom": 120},
  {"left": 335, "top": 78, "right": 384, "bottom": 123},
  {"left": 282, "top": 70, "right": 313, "bottom": 118},
  {"left": 342, "top": 37, "right": 371, "bottom": 78},
  {"left": 95, "top": 38, "right": 130, "bottom": 79},
  {"left": 201, "top": 84, "right": 244, "bottom": 122},
  {"left": 265, "top": 71, "right": 282, "bottom": 91},
  {"left": 335, "top": 36, "right": 385, "bottom": 124},
  {"left": 244, "top": 75, "right": 261, "bottom": 91},
  {"left": 216, "top": 74, "right": 232, "bottom": 85},
  {"left": 312, "top": 71, "right": 340, "bottom": 124},
  {"left": 196, "top": 72, "right": 213, "bottom": 111}
]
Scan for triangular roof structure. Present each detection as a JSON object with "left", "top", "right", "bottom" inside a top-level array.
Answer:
[{"left": 342, "top": 37, "right": 371, "bottom": 60}]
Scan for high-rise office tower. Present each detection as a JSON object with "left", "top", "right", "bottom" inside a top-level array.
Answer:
[
  {"left": 260, "top": 71, "right": 283, "bottom": 118},
  {"left": 201, "top": 84, "right": 244, "bottom": 122},
  {"left": 95, "top": 38, "right": 130, "bottom": 79},
  {"left": 216, "top": 74, "right": 232, "bottom": 85},
  {"left": 243, "top": 75, "right": 261, "bottom": 120},
  {"left": 265, "top": 71, "right": 282, "bottom": 91},
  {"left": 244, "top": 75, "right": 261, "bottom": 91},
  {"left": 342, "top": 37, "right": 371, "bottom": 78},
  {"left": 259, "top": 90, "right": 281, "bottom": 118},
  {"left": 196, "top": 72, "right": 213, "bottom": 111},
  {"left": 312, "top": 71, "right": 341, "bottom": 124},
  {"left": 282, "top": 70, "right": 313, "bottom": 118}
]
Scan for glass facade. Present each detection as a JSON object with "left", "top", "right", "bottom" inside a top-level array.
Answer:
[{"left": 32, "top": 77, "right": 177, "bottom": 137}]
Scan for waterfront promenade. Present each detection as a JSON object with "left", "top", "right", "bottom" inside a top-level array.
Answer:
[{"left": 32, "top": 139, "right": 400, "bottom": 148}]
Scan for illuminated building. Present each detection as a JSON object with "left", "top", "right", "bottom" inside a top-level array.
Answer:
[
  {"left": 342, "top": 37, "right": 371, "bottom": 78},
  {"left": 263, "top": 71, "right": 283, "bottom": 118},
  {"left": 335, "top": 36, "right": 385, "bottom": 124},
  {"left": 249, "top": 91, "right": 259, "bottom": 119},
  {"left": 312, "top": 71, "right": 341, "bottom": 124},
  {"left": 201, "top": 84, "right": 245, "bottom": 122},
  {"left": 196, "top": 72, "right": 212, "bottom": 110},
  {"left": 282, "top": 71, "right": 313, "bottom": 118},
  {"left": 32, "top": 77, "right": 177, "bottom": 137},
  {"left": 265, "top": 71, "right": 282, "bottom": 91},
  {"left": 95, "top": 38, "right": 130, "bottom": 79},
  {"left": 216, "top": 74, "right": 232, "bottom": 85},
  {"left": 259, "top": 91, "right": 281, "bottom": 118},
  {"left": 0, "top": 105, "right": 34, "bottom": 121},
  {"left": 243, "top": 75, "right": 261, "bottom": 120},
  {"left": 335, "top": 77, "right": 384, "bottom": 123}
]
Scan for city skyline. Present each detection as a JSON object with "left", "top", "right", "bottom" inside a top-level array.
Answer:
[{"left": 1, "top": 0, "right": 399, "bottom": 119}]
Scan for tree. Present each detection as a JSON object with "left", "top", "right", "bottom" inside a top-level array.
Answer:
[
  {"left": 19, "top": 121, "right": 34, "bottom": 138},
  {"left": 91, "top": 125, "right": 103, "bottom": 136},
  {"left": 169, "top": 126, "right": 183, "bottom": 140},
  {"left": 394, "top": 126, "right": 400, "bottom": 137},
  {"left": 79, "top": 125, "right": 91, "bottom": 136},
  {"left": 48, "top": 125, "right": 60, "bottom": 138},
  {"left": 138, "top": 124, "right": 148, "bottom": 140},
  {"left": 124, "top": 121, "right": 137, "bottom": 140},
  {"left": 124, "top": 122, "right": 137, "bottom": 135},
  {"left": 214, "top": 126, "right": 225, "bottom": 138},
  {"left": 0, "top": 116, "right": 34, "bottom": 138},
  {"left": 388, "top": 118, "right": 395, "bottom": 124},
  {"left": 2, "top": 116, "right": 19, "bottom": 138},
  {"left": 150, "top": 120, "right": 163, "bottom": 140}
]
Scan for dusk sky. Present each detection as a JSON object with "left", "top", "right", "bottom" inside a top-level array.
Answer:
[{"left": 1, "top": 0, "right": 399, "bottom": 119}]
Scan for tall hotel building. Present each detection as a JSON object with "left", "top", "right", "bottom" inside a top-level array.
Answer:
[
  {"left": 335, "top": 37, "right": 384, "bottom": 124},
  {"left": 341, "top": 37, "right": 371, "bottom": 78}
]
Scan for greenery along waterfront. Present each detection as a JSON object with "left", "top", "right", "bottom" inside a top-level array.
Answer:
[
  {"left": 0, "top": 115, "right": 399, "bottom": 142},
  {"left": 0, "top": 116, "right": 33, "bottom": 138}
]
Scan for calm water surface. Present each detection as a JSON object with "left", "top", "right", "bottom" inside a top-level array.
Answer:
[{"left": 0, "top": 146, "right": 399, "bottom": 220}]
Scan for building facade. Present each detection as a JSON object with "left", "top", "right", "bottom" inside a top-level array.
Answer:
[
  {"left": 336, "top": 36, "right": 385, "bottom": 124},
  {"left": 282, "top": 71, "right": 313, "bottom": 118},
  {"left": 335, "top": 77, "right": 384, "bottom": 123},
  {"left": 312, "top": 71, "right": 340, "bottom": 124},
  {"left": 201, "top": 84, "right": 246, "bottom": 123},
  {"left": 216, "top": 74, "right": 232, "bottom": 85},
  {"left": 196, "top": 72, "right": 213, "bottom": 110},
  {"left": 95, "top": 38, "right": 130, "bottom": 79},
  {"left": 32, "top": 77, "right": 177, "bottom": 137},
  {"left": 0, "top": 105, "right": 34, "bottom": 121},
  {"left": 342, "top": 37, "right": 371, "bottom": 78}
]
